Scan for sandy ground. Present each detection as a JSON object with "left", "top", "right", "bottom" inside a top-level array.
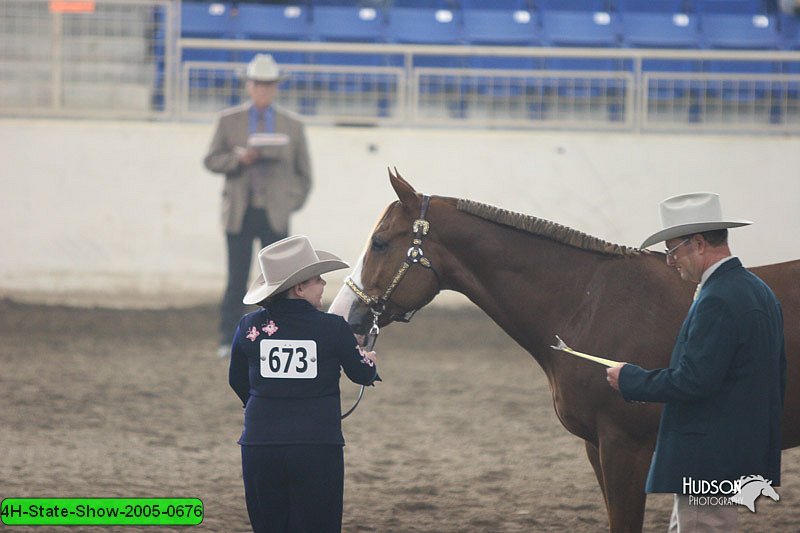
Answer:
[{"left": 1, "top": 299, "right": 798, "bottom": 532}]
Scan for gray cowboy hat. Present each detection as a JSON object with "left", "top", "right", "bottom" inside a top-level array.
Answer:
[
  {"left": 641, "top": 192, "right": 752, "bottom": 248},
  {"left": 243, "top": 235, "right": 349, "bottom": 305},
  {"left": 245, "top": 53, "right": 289, "bottom": 82}
]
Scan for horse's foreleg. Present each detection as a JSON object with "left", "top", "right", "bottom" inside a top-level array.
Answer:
[
  {"left": 598, "top": 434, "right": 651, "bottom": 533},
  {"left": 585, "top": 440, "right": 608, "bottom": 511}
]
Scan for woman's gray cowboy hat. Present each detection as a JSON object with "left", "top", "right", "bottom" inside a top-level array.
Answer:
[
  {"left": 245, "top": 53, "right": 289, "bottom": 82},
  {"left": 641, "top": 192, "right": 752, "bottom": 248},
  {"left": 243, "top": 235, "right": 349, "bottom": 305}
]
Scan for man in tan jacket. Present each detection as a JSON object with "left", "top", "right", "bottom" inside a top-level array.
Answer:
[{"left": 204, "top": 54, "right": 312, "bottom": 357}]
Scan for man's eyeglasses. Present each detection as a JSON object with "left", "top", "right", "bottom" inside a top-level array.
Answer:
[{"left": 664, "top": 239, "right": 690, "bottom": 261}]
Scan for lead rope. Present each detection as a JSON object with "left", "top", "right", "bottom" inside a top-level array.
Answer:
[{"left": 341, "top": 310, "right": 380, "bottom": 420}]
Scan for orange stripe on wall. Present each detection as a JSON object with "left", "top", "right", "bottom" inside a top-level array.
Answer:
[{"left": 49, "top": 1, "right": 96, "bottom": 14}]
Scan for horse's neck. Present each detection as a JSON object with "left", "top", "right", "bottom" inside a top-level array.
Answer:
[{"left": 438, "top": 214, "right": 608, "bottom": 367}]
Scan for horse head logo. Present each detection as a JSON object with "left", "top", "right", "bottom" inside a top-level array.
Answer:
[{"left": 729, "top": 475, "right": 780, "bottom": 513}]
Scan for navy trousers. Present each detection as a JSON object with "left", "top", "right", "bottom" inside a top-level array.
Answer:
[
  {"left": 220, "top": 207, "right": 284, "bottom": 346},
  {"left": 241, "top": 444, "right": 344, "bottom": 533}
]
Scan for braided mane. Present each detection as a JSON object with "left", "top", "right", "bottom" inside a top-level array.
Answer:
[{"left": 456, "top": 199, "right": 642, "bottom": 258}]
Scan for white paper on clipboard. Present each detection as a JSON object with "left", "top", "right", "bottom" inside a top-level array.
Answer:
[{"left": 248, "top": 133, "right": 290, "bottom": 147}]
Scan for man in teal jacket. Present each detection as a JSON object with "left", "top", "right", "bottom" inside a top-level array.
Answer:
[{"left": 606, "top": 192, "right": 786, "bottom": 532}]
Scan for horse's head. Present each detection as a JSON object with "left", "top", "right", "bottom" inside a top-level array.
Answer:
[
  {"left": 329, "top": 169, "right": 442, "bottom": 338},
  {"left": 731, "top": 475, "right": 780, "bottom": 512},
  {"left": 761, "top": 482, "right": 780, "bottom": 502}
]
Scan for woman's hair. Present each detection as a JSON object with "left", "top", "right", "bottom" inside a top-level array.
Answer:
[
  {"left": 259, "top": 288, "right": 292, "bottom": 308},
  {"left": 258, "top": 276, "right": 317, "bottom": 307}
]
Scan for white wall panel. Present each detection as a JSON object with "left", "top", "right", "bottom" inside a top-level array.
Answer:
[{"left": 1, "top": 119, "right": 798, "bottom": 307}]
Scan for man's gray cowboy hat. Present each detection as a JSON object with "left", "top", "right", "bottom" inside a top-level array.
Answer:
[
  {"left": 641, "top": 192, "right": 752, "bottom": 248},
  {"left": 245, "top": 53, "right": 289, "bottom": 82},
  {"left": 243, "top": 235, "right": 349, "bottom": 305}
]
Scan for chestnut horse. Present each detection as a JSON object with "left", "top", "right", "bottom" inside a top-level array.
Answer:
[{"left": 329, "top": 170, "right": 799, "bottom": 533}]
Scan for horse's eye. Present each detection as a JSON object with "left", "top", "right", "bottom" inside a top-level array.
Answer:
[{"left": 371, "top": 237, "right": 388, "bottom": 252}]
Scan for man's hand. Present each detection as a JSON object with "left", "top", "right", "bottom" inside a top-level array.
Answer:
[
  {"left": 238, "top": 147, "right": 260, "bottom": 166},
  {"left": 606, "top": 363, "right": 626, "bottom": 391}
]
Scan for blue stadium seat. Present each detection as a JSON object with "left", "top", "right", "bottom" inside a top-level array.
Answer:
[
  {"left": 306, "top": 51, "right": 400, "bottom": 114},
  {"left": 703, "top": 59, "right": 782, "bottom": 77},
  {"left": 312, "top": 52, "right": 394, "bottom": 67},
  {"left": 544, "top": 57, "right": 629, "bottom": 120},
  {"left": 311, "top": 6, "right": 385, "bottom": 43},
  {"left": 411, "top": 54, "right": 470, "bottom": 117},
  {"left": 620, "top": 12, "right": 701, "bottom": 48},
  {"left": 699, "top": 0, "right": 765, "bottom": 14},
  {"left": 641, "top": 58, "right": 704, "bottom": 121},
  {"left": 782, "top": 60, "right": 800, "bottom": 74},
  {"left": 182, "top": 48, "right": 232, "bottom": 63},
  {"left": 412, "top": 55, "right": 468, "bottom": 69},
  {"left": 641, "top": 59, "right": 703, "bottom": 75},
  {"left": 539, "top": 1, "right": 620, "bottom": 47},
  {"left": 468, "top": 56, "right": 544, "bottom": 71},
  {"left": 181, "top": 2, "right": 233, "bottom": 38},
  {"left": 783, "top": 60, "right": 800, "bottom": 107},
  {"left": 393, "top": 0, "right": 450, "bottom": 7},
  {"left": 545, "top": 57, "right": 628, "bottom": 72},
  {"left": 539, "top": 0, "right": 610, "bottom": 10},
  {"left": 780, "top": 13, "right": 800, "bottom": 49},
  {"left": 232, "top": 4, "right": 310, "bottom": 41},
  {"left": 702, "top": 60, "right": 783, "bottom": 121},
  {"left": 617, "top": 0, "right": 697, "bottom": 13},
  {"left": 701, "top": 12, "right": 781, "bottom": 49},
  {"left": 466, "top": 56, "right": 543, "bottom": 104},
  {"left": 181, "top": 2, "right": 234, "bottom": 64},
  {"left": 460, "top": 0, "right": 531, "bottom": 8},
  {"left": 386, "top": 7, "right": 463, "bottom": 44},
  {"left": 462, "top": 8, "right": 539, "bottom": 46}
]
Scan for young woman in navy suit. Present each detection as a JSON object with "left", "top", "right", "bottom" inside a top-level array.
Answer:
[{"left": 229, "top": 235, "right": 379, "bottom": 533}]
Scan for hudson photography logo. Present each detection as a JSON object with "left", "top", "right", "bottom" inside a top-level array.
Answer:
[{"left": 683, "top": 475, "right": 780, "bottom": 512}]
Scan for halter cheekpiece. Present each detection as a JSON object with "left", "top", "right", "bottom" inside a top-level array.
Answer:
[{"left": 345, "top": 195, "right": 440, "bottom": 324}]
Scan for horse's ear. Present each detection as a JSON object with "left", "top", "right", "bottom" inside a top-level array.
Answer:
[{"left": 388, "top": 167, "right": 419, "bottom": 207}]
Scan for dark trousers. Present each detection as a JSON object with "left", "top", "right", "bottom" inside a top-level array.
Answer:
[
  {"left": 220, "top": 207, "right": 284, "bottom": 346},
  {"left": 241, "top": 445, "right": 344, "bottom": 533}
]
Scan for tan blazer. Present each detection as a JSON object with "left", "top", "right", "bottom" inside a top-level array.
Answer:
[{"left": 203, "top": 103, "right": 312, "bottom": 235}]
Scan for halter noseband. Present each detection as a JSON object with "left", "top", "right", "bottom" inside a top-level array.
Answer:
[{"left": 345, "top": 195, "right": 440, "bottom": 324}]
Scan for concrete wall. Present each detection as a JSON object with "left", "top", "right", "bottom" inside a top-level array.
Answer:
[{"left": 1, "top": 117, "right": 799, "bottom": 307}]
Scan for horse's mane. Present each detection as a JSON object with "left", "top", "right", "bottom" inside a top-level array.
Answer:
[
  {"left": 456, "top": 198, "right": 642, "bottom": 258},
  {"left": 739, "top": 475, "right": 771, "bottom": 485}
]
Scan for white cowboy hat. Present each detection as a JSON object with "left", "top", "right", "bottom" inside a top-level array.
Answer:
[
  {"left": 245, "top": 53, "right": 288, "bottom": 82},
  {"left": 243, "top": 235, "right": 349, "bottom": 305},
  {"left": 641, "top": 192, "right": 752, "bottom": 248}
]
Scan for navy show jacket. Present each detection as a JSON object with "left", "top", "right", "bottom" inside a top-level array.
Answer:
[
  {"left": 619, "top": 257, "right": 786, "bottom": 494},
  {"left": 229, "top": 298, "right": 378, "bottom": 446}
]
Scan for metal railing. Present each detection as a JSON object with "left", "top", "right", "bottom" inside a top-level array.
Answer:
[
  {"left": 0, "top": 0, "right": 177, "bottom": 119},
  {"left": 178, "top": 39, "right": 800, "bottom": 134},
  {"left": 2, "top": 0, "right": 800, "bottom": 135}
]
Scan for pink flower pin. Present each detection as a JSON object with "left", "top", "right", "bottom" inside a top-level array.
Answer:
[
  {"left": 262, "top": 321, "right": 279, "bottom": 336},
  {"left": 246, "top": 326, "right": 260, "bottom": 342}
]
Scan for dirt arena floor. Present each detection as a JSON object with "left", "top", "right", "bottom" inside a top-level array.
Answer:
[{"left": 1, "top": 298, "right": 798, "bottom": 532}]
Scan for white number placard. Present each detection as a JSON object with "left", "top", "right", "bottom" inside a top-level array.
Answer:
[{"left": 259, "top": 340, "right": 318, "bottom": 379}]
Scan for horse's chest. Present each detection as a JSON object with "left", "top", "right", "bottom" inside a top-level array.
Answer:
[{"left": 550, "top": 384, "right": 596, "bottom": 443}]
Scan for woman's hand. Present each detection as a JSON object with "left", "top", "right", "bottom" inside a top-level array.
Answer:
[{"left": 358, "top": 346, "right": 377, "bottom": 366}]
